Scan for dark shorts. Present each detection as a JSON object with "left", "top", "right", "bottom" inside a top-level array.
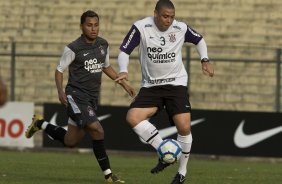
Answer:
[
  {"left": 66, "top": 90, "right": 99, "bottom": 128},
  {"left": 130, "top": 85, "right": 191, "bottom": 125}
]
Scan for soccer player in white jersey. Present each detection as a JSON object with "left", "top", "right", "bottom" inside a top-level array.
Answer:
[{"left": 115, "top": 0, "right": 214, "bottom": 183}]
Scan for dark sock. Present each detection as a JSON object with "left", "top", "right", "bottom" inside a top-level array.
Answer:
[
  {"left": 36, "top": 120, "right": 44, "bottom": 129},
  {"left": 44, "top": 124, "right": 66, "bottom": 144},
  {"left": 92, "top": 140, "right": 111, "bottom": 172}
]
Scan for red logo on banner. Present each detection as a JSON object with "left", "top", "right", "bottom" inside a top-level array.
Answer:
[{"left": 0, "top": 118, "right": 24, "bottom": 138}]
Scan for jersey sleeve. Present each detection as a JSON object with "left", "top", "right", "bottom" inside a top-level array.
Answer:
[
  {"left": 184, "top": 25, "right": 203, "bottom": 45},
  {"left": 117, "top": 51, "right": 130, "bottom": 73},
  {"left": 196, "top": 39, "right": 209, "bottom": 60},
  {"left": 119, "top": 25, "right": 141, "bottom": 55},
  {"left": 104, "top": 46, "right": 110, "bottom": 68},
  {"left": 56, "top": 46, "right": 75, "bottom": 73}
]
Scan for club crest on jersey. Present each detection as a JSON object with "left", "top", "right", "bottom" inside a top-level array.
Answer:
[
  {"left": 87, "top": 106, "right": 95, "bottom": 116},
  {"left": 169, "top": 33, "right": 176, "bottom": 43},
  {"left": 99, "top": 46, "right": 105, "bottom": 56}
]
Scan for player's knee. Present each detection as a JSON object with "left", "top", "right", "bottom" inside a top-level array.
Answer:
[
  {"left": 126, "top": 109, "right": 143, "bottom": 123},
  {"left": 95, "top": 126, "right": 104, "bottom": 136},
  {"left": 88, "top": 126, "right": 104, "bottom": 139},
  {"left": 126, "top": 115, "right": 140, "bottom": 127},
  {"left": 126, "top": 115, "right": 133, "bottom": 124},
  {"left": 178, "top": 125, "right": 191, "bottom": 136}
]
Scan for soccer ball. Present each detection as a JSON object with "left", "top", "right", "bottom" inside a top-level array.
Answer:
[{"left": 157, "top": 139, "right": 182, "bottom": 164}]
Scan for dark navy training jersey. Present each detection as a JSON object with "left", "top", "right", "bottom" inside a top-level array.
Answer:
[{"left": 57, "top": 35, "right": 110, "bottom": 98}]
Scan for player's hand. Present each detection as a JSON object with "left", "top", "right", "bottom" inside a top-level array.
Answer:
[
  {"left": 202, "top": 62, "right": 214, "bottom": 77},
  {"left": 115, "top": 72, "right": 128, "bottom": 84},
  {"left": 123, "top": 84, "right": 136, "bottom": 97},
  {"left": 58, "top": 90, "right": 68, "bottom": 107},
  {"left": 119, "top": 80, "right": 136, "bottom": 97}
]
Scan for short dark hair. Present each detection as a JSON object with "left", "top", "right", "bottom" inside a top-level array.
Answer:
[
  {"left": 155, "top": 0, "right": 175, "bottom": 11},
  {"left": 80, "top": 10, "right": 99, "bottom": 24}
]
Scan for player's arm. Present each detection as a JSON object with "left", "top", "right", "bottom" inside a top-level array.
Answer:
[
  {"left": 184, "top": 25, "right": 214, "bottom": 77},
  {"left": 196, "top": 39, "right": 214, "bottom": 77},
  {"left": 103, "top": 65, "right": 135, "bottom": 97},
  {"left": 115, "top": 25, "right": 140, "bottom": 83},
  {"left": 115, "top": 52, "right": 130, "bottom": 82},
  {"left": 102, "top": 47, "right": 135, "bottom": 97},
  {"left": 55, "top": 46, "right": 75, "bottom": 106}
]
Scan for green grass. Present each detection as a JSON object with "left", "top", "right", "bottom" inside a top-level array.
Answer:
[{"left": 0, "top": 149, "right": 281, "bottom": 184}]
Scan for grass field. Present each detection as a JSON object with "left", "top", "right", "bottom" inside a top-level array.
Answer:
[{"left": 0, "top": 149, "right": 281, "bottom": 184}]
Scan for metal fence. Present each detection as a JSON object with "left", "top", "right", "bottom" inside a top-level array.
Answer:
[
  {"left": 186, "top": 46, "right": 282, "bottom": 112},
  {"left": 0, "top": 41, "right": 281, "bottom": 111}
]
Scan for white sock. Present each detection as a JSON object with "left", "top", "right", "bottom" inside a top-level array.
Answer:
[
  {"left": 133, "top": 120, "right": 163, "bottom": 150},
  {"left": 41, "top": 121, "right": 49, "bottom": 130},
  {"left": 103, "top": 169, "right": 112, "bottom": 176},
  {"left": 177, "top": 133, "right": 192, "bottom": 176}
]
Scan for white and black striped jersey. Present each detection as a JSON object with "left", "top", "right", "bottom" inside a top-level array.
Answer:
[
  {"left": 119, "top": 16, "right": 203, "bottom": 87},
  {"left": 57, "top": 35, "right": 110, "bottom": 98}
]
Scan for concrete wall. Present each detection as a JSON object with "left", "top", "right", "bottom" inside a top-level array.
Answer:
[{"left": 0, "top": 0, "right": 282, "bottom": 114}]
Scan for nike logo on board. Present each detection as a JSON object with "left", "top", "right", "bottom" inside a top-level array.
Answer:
[
  {"left": 234, "top": 120, "right": 282, "bottom": 148},
  {"left": 49, "top": 113, "right": 111, "bottom": 130},
  {"left": 158, "top": 118, "right": 205, "bottom": 138},
  {"left": 139, "top": 118, "right": 205, "bottom": 144}
]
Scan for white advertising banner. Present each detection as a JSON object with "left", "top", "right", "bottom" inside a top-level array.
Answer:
[{"left": 0, "top": 102, "right": 34, "bottom": 148}]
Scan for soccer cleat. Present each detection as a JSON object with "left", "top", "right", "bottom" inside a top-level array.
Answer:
[
  {"left": 171, "top": 173, "right": 186, "bottom": 184},
  {"left": 150, "top": 159, "right": 171, "bottom": 174},
  {"left": 105, "top": 173, "right": 125, "bottom": 183},
  {"left": 25, "top": 115, "right": 44, "bottom": 138}
]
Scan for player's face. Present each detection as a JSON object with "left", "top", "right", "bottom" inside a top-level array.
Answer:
[
  {"left": 154, "top": 7, "right": 175, "bottom": 32},
  {"left": 80, "top": 17, "right": 99, "bottom": 43}
]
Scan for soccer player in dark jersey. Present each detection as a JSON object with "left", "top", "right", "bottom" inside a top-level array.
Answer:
[
  {"left": 25, "top": 10, "right": 135, "bottom": 183},
  {"left": 115, "top": 0, "right": 214, "bottom": 183}
]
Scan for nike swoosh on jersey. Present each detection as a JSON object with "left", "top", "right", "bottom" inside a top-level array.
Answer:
[
  {"left": 234, "top": 120, "right": 282, "bottom": 148},
  {"left": 139, "top": 118, "right": 205, "bottom": 144}
]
